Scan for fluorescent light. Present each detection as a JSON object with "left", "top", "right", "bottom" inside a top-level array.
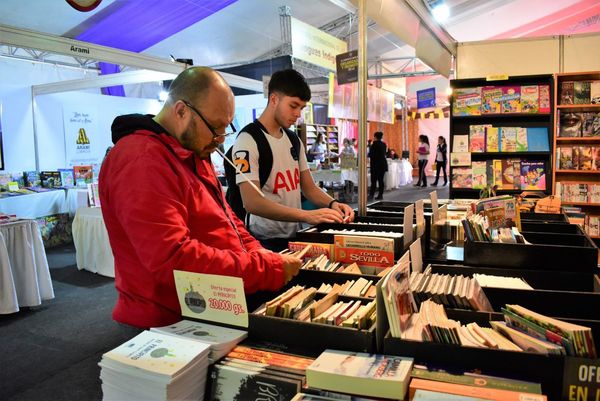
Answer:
[{"left": 431, "top": 3, "right": 449, "bottom": 22}]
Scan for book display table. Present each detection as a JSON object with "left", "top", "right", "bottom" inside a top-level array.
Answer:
[
  {"left": 72, "top": 207, "right": 114, "bottom": 277},
  {"left": 0, "top": 220, "right": 54, "bottom": 314},
  {"left": 0, "top": 188, "right": 87, "bottom": 219}
]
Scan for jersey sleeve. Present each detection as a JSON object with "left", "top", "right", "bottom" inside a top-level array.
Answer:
[
  {"left": 232, "top": 131, "right": 260, "bottom": 185},
  {"left": 298, "top": 141, "right": 309, "bottom": 172}
]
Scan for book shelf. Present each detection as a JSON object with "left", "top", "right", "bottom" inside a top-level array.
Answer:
[
  {"left": 297, "top": 123, "right": 340, "bottom": 162},
  {"left": 449, "top": 74, "right": 554, "bottom": 199},
  {"left": 553, "top": 71, "right": 600, "bottom": 240}
]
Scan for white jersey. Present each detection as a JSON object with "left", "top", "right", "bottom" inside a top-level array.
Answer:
[{"left": 232, "top": 127, "right": 309, "bottom": 239}]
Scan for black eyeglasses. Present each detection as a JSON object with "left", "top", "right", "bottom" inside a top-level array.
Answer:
[{"left": 181, "top": 100, "right": 236, "bottom": 138}]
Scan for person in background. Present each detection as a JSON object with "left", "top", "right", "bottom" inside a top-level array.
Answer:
[
  {"left": 415, "top": 134, "right": 430, "bottom": 187},
  {"left": 99, "top": 67, "right": 302, "bottom": 329},
  {"left": 341, "top": 138, "right": 357, "bottom": 157},
  {"left": 309, "top": 133, "right": 327, "bottom": 162},
  {"left": 232, "top": 69, "right": 354, "bottom": 252},
  {"left": 386, "top": 148, "right": 399, "bottom": 160},
  {"left": 368, "top": 131, "right": 388, "bottom": 200},
  {"left": 431, "top": 136, "right": 448, "bottom": 186}
]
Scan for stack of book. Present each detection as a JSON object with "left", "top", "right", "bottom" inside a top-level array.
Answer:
[
  {"left": 462, "top": 215, "right": 526, "bottom": 243},
  {"left": 99, "top": 330, "right": 211, "bottom": 401},
  {"left": 208, "top": 345, "right": 314, "bottom": 401},
  {"left": 306, "top": 349, "right": 414, "bottom": 400},
  {"left": 472, "top": 273, "right": 533, "bottom": 290},
  {"left": 292, "top": 254, "right": 392, "bottom": 277},
  {"left": 150, "top": 319, "right": 247, "bottom": 363}
]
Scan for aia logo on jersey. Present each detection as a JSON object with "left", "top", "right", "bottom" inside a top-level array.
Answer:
[
  {"left": 273, "top": 168, "right": 300, "bottom": 193},
  {"left": 233, "top": 150, "right": 250, "bottom": 174}
]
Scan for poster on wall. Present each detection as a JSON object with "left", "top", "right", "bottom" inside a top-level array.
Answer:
[{"left": 63, "top": 107, "right": 100, "bottom": 167}]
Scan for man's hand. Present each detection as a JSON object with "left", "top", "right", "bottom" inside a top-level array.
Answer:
[
  {"left": 302, "top": 208, "right": 344, "bottom": 225},
  {"left": 332, "top": 202, "right": 355, "bottom": 223},
  {"left": 280, "top": 253, "right": 302, "bottom": 284}
]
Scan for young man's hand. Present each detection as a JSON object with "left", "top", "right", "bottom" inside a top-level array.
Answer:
[
  {"left": 332, "top": 202, "right": 355, "bottom": 223},
  {"left": 302, "top": 208, "right": 344, "bottom": 225}
]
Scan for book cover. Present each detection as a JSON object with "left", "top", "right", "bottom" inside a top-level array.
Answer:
[
  {"left": 500, "top": 86, "right": 521, "bottom": 113},
  {"left": 560, "top": 81, "right": 574, "bottom": 105},
  {"left": 228, "top": 346, "right": 314, "bottom": 372},
  {"left": 469, "top": 125, "right": 488, "bottom": 152},
  {"left": 559, "top": 112, "right": 583, "bottom": 137},
  {"left": 574, "top": 81, "right": 591, "bottom": 104},
  {"left": 450, "top": 152, "right": 471, "bottom": 167},
  {"left": 452, "top": 134, "right": 469, "bottom": 153},
  {"left": 333, "top": 235, "right": 394, "bottom": 268},
  {"left": 579, "top": 146, "right": 593, "bottom": 170},
  {"left": 515, "top": 127, "right": 528, "bottom": 152},
  {"left": 558, "top": 147, "right": 573, "bottom": 170},
  {"left": 58, "top": 168, "right": 75, "bottom": 187},
  {"left": 486, "top": 127, "right": 499, "bottom": 152},
  {"left": 451, "top": 167, "right": 472, "bottom": 189},
  {"left": 150, "top": 319, "right": 247, "bottom": 347},
  {"left": 538, "top": 84, "right": 551, "bottom": 113},
  {"left": 306, "top": 350, "right": 413, "bottom": 400},
  {"left": 40, "top": 171, "right": 61, "bottom": 188},
  {"left": 481, "top": 86, "right": 502, "bottom": 114},
  {"left": 492, "top": 160, "right": 503, "bottom": 188},
  {"left": 453, "top": 87, "right": 482, "bottom": 116},
  {"left": 526, "top": 128, "right": 550, "bottom": 151},
  {"left": 520, "top": 161, "right": 546, "bottom": 190},
  {"left": 73, "top": 165, "right": 93, "bottom": 188},
  {"left": 288, "top": 241, "right": 332, "bottom": 260},
  {"left": 591, "top": 81, "right": 600, "bottom": 104},
  {"left": 520, "top": 85, "right": 539, "bottom": 113},
  {"left": 23, "top": 171, "right": 41, "bottom": 187},
  {"left": 409, "top": 377, "right": 547, "bottom": 401},
  {"left": 593, "top": 113, "right": 600, "bottom": 136},
  {"left": 572, "top": 147, "right": 581, "bottom": 170},
  {"left": 471, "top": 161, "right": 487, "bottom": 190},
  {"left": 594, "top": 147, "right": 600, "bottom": 170},
  {"left": 500, "top": 159, "right": 518, "bottom": 189},
  {"left": 582, "top": 113, "right": 595, "bottom": 137},
  {"left": 500, "top": 127, "right": 517, "bottom": 152}
]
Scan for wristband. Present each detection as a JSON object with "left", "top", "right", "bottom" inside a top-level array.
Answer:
[{"left": 328, "top": 199, "right": 339, "bottom": 209}]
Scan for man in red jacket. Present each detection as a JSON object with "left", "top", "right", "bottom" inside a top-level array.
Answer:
[{"left": 99, "top": 67, "right": 302, "bottom": 329}]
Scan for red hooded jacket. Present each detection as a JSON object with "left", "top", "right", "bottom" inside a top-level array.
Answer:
[{"left": 99, "top": 114, "right": 285, "bottom": 328}]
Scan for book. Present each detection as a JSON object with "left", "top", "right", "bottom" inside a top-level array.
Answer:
[
  {"left": 574, "top": 81, "right": 591, "bottom": 104},
  {"left": 288, "top": 241, "right": 332, "bottom": 260},
  {"left": 591, "top": 81, "right": 600, "bottom": 104},
  {"left": 525, "top": 127, "right": 550, "bottom": 151},
  {"left": 23, "top": 170, "right": 41, "bottom": 187},
  {"left": 500, "top": 127, "right": 517, "bottom": 152},
  {"left": 579, "top": 146, "right": 593, "bottom": 170},
  {"left": 500, "top": 86, "right": 521, "bottom": 113},
  {"left": 481, "top": 86, "right": 502, "bottom": 114},
  {"left": 485, "top": 127, "right": 499, "bottom": 152},
  {"left": 454, "top": 87, "right": 482, "bottom": 116},
  {"left": 40, "top": 171, "right": 61, "bottom": 188},
  {"left": 515, "top": 127, "right": 528, "bottom": 152},
  {"left": 560, "top": 81, "right": 574, "bottom": 104},
  {"left": 409, "top": 377, "right": 547, "bottom": 401},
  {"left": 306, "top": 349, "right": 413, "bottom": 400},
  {"left": 469, "top": 125, "right": 488, "bottom": 152},
  {"left": 538, "top": 84, "right": 551, "bottom": 113},
  {"left": 333, "top": 235, "right": 394, "bottom": 268},
  {"left": 582, "top": 112, "right": 596, "bottom": 137},
  {"left": 559, "top": 112, "right": 583, "bottom": 137},
  {"left": 452, "top": 134, "right": 469, "bottom": 153},
  {"left": 471, "top": 161, "right": 487, "bottom": 190},
  {"left": 451, "top": 167, "right": 472, "bottom": 189},
  {"left": 520, "top": 161, "right": 546, "bottom": 190},
  {"left": 520, "top": 85, "right": 539, "bottom": 113},
  {"left": 58, "top": 168, "right": 75, "bottom": 187},
  {"left": 450, "top": 152, "right": 471, "bottom": 167},
  {"left": 558, "top": 147, "right": 573, "bottom": 170},
  {"left": 413, "top": 389, "right": 494, "bottom": 400},
  {"left": 73, "top": 165, "right": 93, "bottom": 188}
]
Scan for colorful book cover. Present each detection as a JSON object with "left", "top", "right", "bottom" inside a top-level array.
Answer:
[
  {"left": 593, "top": 113, "right": 600, "bottom": 136},
  {"left": 515, "top": 127, "right": 528, "bottom": 152},
  {"left": 500, "top": 127, "right": 517, "bottom": 152},
  {"left": 520, "top": 85, "right": 539, "bottom": 113},
  {"left": 572, "top": 147, "right": 581, "bottom": 170},
  {"left": 450, "top": 152, "right": 471, "bottom": 167},
  {"left": 591, "top": 81, "right": 600, "bottom": 104},
  {"left": 288, "top": 241, "right": 332, "bottom": 260},
  {"left": 594, "top": 147, "right": 600, "bottom": 170},
  {"left": 451, "top": 167, "right": 472, "bottom": 189},
  {"left": 538, "top": 84, "right": 551, "bottom": 113},
  {"left": 486, "top": 160, "right": 495, "bottom": 187},
  {"left": 559, "top": 112, "right": 582, "bottom": 137},
  {"left": 40, "top": 171, "right": 61, "bottom": 188},
  {"left": 58, "top": 168, "right": 75, "bottom": 187},
  {"left": 493, "top": 160, "right": 503, "bottom": 188},
  {"left": 558, "top": 147, "right": 573, "bottom": 170},
  {"left": 452, "top": 134, "right": 469, "bottom": 152},
  {"left": 73, "top": 165, "right": 93, "bottom": 188},
  {"left": 579, "top": 146, "right": 593, "bottom": 170},
  {"left": 526, "top": 128, "right": 550, "bottom": 151},
  {"left": 469, "top": 124, "right": 488, "bottom": 152},
  {"left": 500, "top": 86, "right": 521, "bottom": 113},
  {"left": 486, "top": 127, "right": 499, "bottom": 152},
  {"left": 23, "top": 171, "right": 41, "bottom": 187},
  {"left": 520, "top": 161, "right": 546, "bottom": 190},
  {"left": 560, "top": 81, "right": 574, "bottom": 105},
  {"left": 500, "top": 159, "right": 517, "bottom": 189},
  {"left": 574, "top": 81, "right": 591, "bottom": 104},
  {"left": 481, "top": 86, "right": 502, "bottom": 114},
  {"left": 582, "top": 113, "right": 595, "bottom": 137},
  {"left": 333, "top": 235, "right": 394, "bottom": 268},
  {"left": 471, "top": 161, "right": 487, "bottom": 190},
  {"left": 453, "top": 87, "right": 482, "bottom": 116}
]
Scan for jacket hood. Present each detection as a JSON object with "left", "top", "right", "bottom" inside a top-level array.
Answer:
[{"left": 111, "top": 114, "right": 166, "bottom": 144}]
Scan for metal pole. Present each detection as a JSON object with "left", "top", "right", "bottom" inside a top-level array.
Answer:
[{"left": 357, "top": 0, "right": 368, "bottom": 216}]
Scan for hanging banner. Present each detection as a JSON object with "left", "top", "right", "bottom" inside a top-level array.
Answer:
[
  {"left": 417, "top": 87, "right": 436, "bottom": 109},
  {"left": 63, "top": 107, "right": 99, "bottom": 166},
  {"left": 336, "top": 50, "right": 358, "bottom": 85},
  {"left": 291, "top": 17, "right": 347, "bottom": 71},
  {"left": 328, "top": 76, "right": 395, "bottom": 124}
]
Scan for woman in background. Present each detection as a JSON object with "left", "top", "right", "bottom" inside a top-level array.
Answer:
[
  {"left": 309, "top": 133, "right": 327, "bottom": 162},
  {"left": 432, "top": 136, "right": 447, "bottom": 186},
  {"left": 415, "top": 134, "right": 430, "bottom": 187}
]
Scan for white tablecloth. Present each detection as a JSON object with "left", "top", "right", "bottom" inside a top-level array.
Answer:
[
  {"left": 72, "top": 207, "right": 114, "bottom": 277},
  {"left": 0, "top": 220, "right": 54, "bottom": 314},
  {"left": 0, "top": 190, "right": 67, "bottom": 219},
  {"left": 65, "top": 188, "right": 89, "bottom": 216},
  {"left": 386, "top": 159, "right": 413, "bottom": 189}
]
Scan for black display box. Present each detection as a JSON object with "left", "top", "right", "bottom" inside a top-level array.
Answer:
[
  {"left": 521, "top": 221, "right": 586, "bottom": 235},
  {"left": 521, "top": 212, "right": 568, "bottom": 222}
]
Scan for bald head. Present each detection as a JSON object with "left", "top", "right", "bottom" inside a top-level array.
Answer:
[{"left": 167, "top": 66, "right": 231, "bottom": 106}]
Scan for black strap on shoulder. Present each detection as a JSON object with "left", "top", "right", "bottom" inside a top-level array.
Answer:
[{"left": 242, "top": 120, "right": 272, "bottom": 188}]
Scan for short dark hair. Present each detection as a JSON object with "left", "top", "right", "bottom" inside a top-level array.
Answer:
[
  {"left": 268, "top": 69, "right": 311, "bottom": 101},
  {"left": 374, "top": 131, "right": 383, "bottom": 140}
]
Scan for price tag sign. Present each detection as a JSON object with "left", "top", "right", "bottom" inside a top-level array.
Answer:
[
  {"left": 562, "top": 356, "right": 600, "bottom": 401},
  {"left": 173, "top": 271, "right": 248, "bottom": 328}
]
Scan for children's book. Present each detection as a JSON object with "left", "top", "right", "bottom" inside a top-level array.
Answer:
[
  {"left": 73, "top": 165, "right": 93, "bottom": 188},
  {"left": 453, "top": 87, "right": 482, "bottom": 116},
  {"left": 481, "top": 86, "right": 502, "bottom": 114},
  {"left": 486, "top": 127, "right": 499, "bottom": 152},
  {"left": 40, "top": 171, "right": 61, "bottom": 188},
  {"left": 23, "top": 171, "right": 41, "bottom": 188},
  {"left": 452, "top": 134, "right": 469, "bottom": 152},
  {"left": 520, "top": 161, "right": 546, "bottom": 190},
  {"left": 520, "top": 85, "right": 539, "bottom": 113},
  {"left": 538, "top": 84, "right": 551, "bottom": 113},
  {"left": 471, "top": 161, "right": 487, "bottom": 190},
  {"left": 501, "top": 86, "right": 521, "bottom": 113},
  {"left": 469, "top": 124, "right": 488, "bottom": 152},
  {"left": 500, "top": 127, "right": 517, "bottom": 152},
  {"left": 526, "top": 128, "right": 550, "bottom": 151},
  {"left": 515, "top": 127, "right": 528, "bottom": 152},
  {"left": 450, "top": 152, "right": 471, "bottom": 167},
  {"left": 451, "top": 167, "right": 472, "bottom": 189},
  {"left": 58, "top": 168, "right": 75, "bottom": 187}
]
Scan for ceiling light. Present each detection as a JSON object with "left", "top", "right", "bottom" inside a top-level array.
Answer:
[
  {"left": 158, "top": 90, "right": 169, "bottom": 102},
  {"left": 394, "top": 102, "right": 403, "bottom": 110},
  {"left": 431, "top": 3, "right": 450, "bottom": 23}
]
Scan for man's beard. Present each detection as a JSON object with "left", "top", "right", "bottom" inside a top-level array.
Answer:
[{"left": 180, "top": 120, "right": 217, "bottom": 159}]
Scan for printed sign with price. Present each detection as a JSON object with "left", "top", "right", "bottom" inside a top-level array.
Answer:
[{"left": 173, "top": 271, "right": 248, "bottom": 328}]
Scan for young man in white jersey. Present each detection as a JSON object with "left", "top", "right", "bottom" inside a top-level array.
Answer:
[{"left": 232, "top": 69, "right": 354, "bottom": 251}]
